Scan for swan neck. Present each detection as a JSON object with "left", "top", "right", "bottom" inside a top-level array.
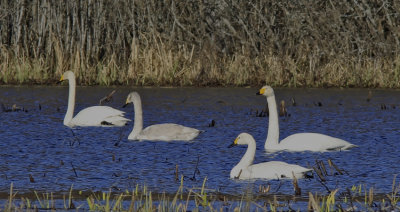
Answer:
[
  {"left": 265, "top": 95, "right": 279, "bottom": 148},
  {"left": 64, "top": 77, "right": 76, "bottom": 125},
  {"left": 237, "top": 140, "right": 256, "bottom": 168},
  {"left": 129, "top": 95, "right": 143, "bottom": 139}
]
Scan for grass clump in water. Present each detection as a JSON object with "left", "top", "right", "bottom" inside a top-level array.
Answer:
[{"left": 3, "top": 176, "right": 400, "bottom": 211}]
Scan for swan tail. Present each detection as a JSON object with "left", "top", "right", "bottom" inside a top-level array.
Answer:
[{"left": 344, "top": 144, "right": 358, "bottom": 150}]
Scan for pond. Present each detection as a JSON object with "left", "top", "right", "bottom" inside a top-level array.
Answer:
[{"left": 0, "top": 86, "right": 399, "bottom": 203}]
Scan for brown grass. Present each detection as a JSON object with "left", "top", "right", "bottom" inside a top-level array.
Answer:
[{"left": 0, "top": 0, "right": 399, "bottom": 87}]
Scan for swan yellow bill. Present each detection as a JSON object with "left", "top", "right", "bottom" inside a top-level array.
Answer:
[{"left": 59, "top": 75, "right": 64, "bottom": 81}]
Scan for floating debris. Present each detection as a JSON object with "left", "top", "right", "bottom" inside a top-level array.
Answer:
[
  {"left": 99, "top": 90, "right": 116, "bottom": 105},
  {"left": 258, "top": 184, "right": 270, "bottom": 194},
  {"left": 190, "top": 156, "right": 201, "bottom": 181},
  {"left": 255, "top": 104, "right": 268, "bottom": 117},
  {"left": 291, "top": 97, "right": 297, "bottom": 106},
  {"left": 314, "top": 102, "right": 323, "bottom": 107},
  {"left": 366, "top": 90, "right": 372, "bottom": 102},
  {"left": 71, "top": 162, "right": 78, "bottom": 177},
  {"left": 313, "top": 160, "right": 326, "bottom": 181},
  {"left": 292, "top": 174, "right": 301, "bottom": 195},
  {"left": 279, "top": 100, "right": 288, "bottom": 117},
  {"left": 181, "top": 97, "right": 188, "bottom": 103},
  {"left": 175, "top": 164, "right": 179, "bottom": 181},
  {"left": 29, "top": 174, "right": 35, "bottom": 183},
  {"left": 208, "top": 120, "right": 216, "bottom": 127},
  {"left": 1, "top": 103, "right": 28, "bottom": 112},
  {"left": 216, "top": 100, "right": 226, "bottom": 104},
  {"left": 328, "top": 159, "right": 345, "bottom": 175}
]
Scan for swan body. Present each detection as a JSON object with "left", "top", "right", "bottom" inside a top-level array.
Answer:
[
  {"left": 59, "top": 71, "right": 130, "bottom": 127},
  {"left": 125, "top": 91, "right": 201, "bottom": 141},
  {"left": 257, "top": 85, "right": 356, "bottom": 152},
  {"left": 229, "top": 133, "right": 312, "bottom": 180}
]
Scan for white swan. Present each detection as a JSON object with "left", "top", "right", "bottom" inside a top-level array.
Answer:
[
  {"left": 124, "top": 91, "right": 201, "bottom": 141},
  {"left": 257, "top": 85, "right": 356, "bottom": 152},
  {"left": 229, "top": 133, "right": 312, "bottom": 180},
  {"left": 59, "top": 71, "right": 130, "bottom": 127}
]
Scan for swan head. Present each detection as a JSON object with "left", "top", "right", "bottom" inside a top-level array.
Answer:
[
  {"left": 60, "top": 71, "right": 75, "bottom": 82},
  {"left": 123, "top": 91, "right": 141, "bottom": 107},
  {"left": 228, "top": 132, "right": 254, "bottom": 147},
  {"left": 256, "top": 85, "right": 274, "bottom": 97}
]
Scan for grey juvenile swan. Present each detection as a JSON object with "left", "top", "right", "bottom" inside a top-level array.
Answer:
[{"left": 124, "top": 91, "right": 201, "bottom": 141}]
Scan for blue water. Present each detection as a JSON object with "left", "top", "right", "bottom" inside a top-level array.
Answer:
[{"left": 0, "top": 86, "right": 399, "bottom": 200}]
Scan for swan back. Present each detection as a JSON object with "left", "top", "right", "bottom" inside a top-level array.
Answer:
[
  {"left": 278, "top": 133, "right": 356, "bottom": 152},
  {"left": 70, "top": 106, "right": 129, "bottom": 127},
  {"left": 134, "top": 123, "right": 200, "bottom": 141},
  {"left": 242, "top": 161, "right": 312, "bottom": 180}
]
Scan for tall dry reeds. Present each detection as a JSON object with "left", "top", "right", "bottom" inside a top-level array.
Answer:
[{"left": 0, "top": 0, "right": 399, "bottom": 87}]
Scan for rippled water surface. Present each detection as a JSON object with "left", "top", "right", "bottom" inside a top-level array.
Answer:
[{"left": 0, "top": 86, "right": 399, "bottom": 197}]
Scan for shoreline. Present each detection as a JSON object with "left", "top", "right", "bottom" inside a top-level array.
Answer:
[{"left": 0, "top": 184, "right": 397, "bottom": 211}]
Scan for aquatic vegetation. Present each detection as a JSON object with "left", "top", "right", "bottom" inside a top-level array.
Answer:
[
  {"left": 307, "top": 176, "right": 400, "bottom": 211},
  {"left": 2, "top": 175, "right": 400, "bottom": 211}
]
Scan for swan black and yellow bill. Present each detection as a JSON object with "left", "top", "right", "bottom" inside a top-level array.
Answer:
[
  {"left": 256, "top": 87, "right": 265, "bottom": 95},
  {"left": 56, "top": 74, "right": 64, "bottom": 84},
  {"left": 228, "top": 137, "right": 239, "bottom": 148},
  {"left": 122, "top": 99, "right": 130, "bottom": 108}
]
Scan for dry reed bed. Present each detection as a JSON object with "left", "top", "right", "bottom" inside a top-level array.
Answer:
[{"left": 1, "top": 0, "right": 400, "bottom": 87}]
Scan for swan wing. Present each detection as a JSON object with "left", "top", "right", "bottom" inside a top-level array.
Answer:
[
  {"left": 139, "top": 123, "right": 200, "bottom": 141},
  {"left": 70, "top": 106, "right": 130, "bottom": 127},
  {"left": 279, "top": 133, "right": 355, "bottom": 152},
  {"left": 242, "top": 161, "right": 311, "bottom": 180}
]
